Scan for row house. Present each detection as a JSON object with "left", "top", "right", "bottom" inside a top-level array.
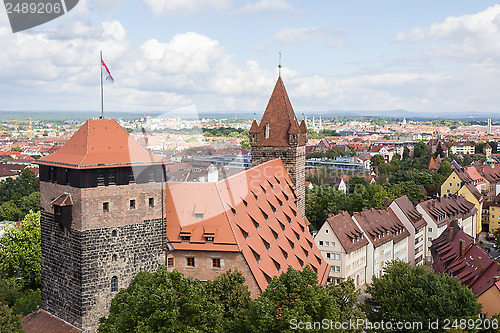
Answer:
[
  {"left": 432, "top": 221, "right": 500, "bottom": 317},
  {"left": 449, "top": 141, "right": 475, "bottom": 155},
  {"left": 417, "top": 195, "right": 477, "bottom": 261},
  {"left": 352, "top": 208, "right": 409, "bottom": 283},
  {"left": 390, "top": 196, "right": 427, "bottom": 266},
  {"left": 441, "top": 166, "right": 485, "bottom": 234},
  {"left": 314, "top": 211, "right": 368, "bottom": 287}
]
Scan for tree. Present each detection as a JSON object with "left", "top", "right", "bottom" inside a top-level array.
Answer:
[
  {"left": 240, "top": 139, "right": 251, "bottom": 149},
  {"left": 0, "top": 302, "right": 23, "bottom": 333},
  {"left": 205, "top": 269, "right": 251, "bottom": 332},
  {"left": 363, "top": 261, "right": 481, "bottom": 333},
  {"left": 236, "top": 266, "right": 364, "bottom": 333},
  {"left": 370, "top": 155, "right": 384, "bottom": 168},
  {"left": 9, "top": 147, "right": 21, "bottom": 152},
  {"left": 0, "top": 211, "right": 41, "bottom": 290},
  {"left": 98, "top": 267, "right": 224, "bottom": 333}
]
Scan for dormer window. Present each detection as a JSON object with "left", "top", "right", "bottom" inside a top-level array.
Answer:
[{"left": 265, "top": 124, "right": 270, "bottom": 139}]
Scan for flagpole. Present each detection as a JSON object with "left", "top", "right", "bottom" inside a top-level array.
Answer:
[{"left": 100, "top": 51, "right": 104, "bottom": 119}]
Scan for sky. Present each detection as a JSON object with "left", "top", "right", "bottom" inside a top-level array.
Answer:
[{"left": 1, "top": 0, "right": 500, "bottom": 115}]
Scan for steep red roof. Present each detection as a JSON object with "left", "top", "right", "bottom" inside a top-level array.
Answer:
[
  {"left": 255, "top": 77, "right": 306, "bottom": 147},
  {"left": 326, "top": 211, "right": 368, "bottom": 254},
  {"left": 428, "top": 157, "right": 438, "bottom": 171},
  {"left": 37, "top": 119, "right": 164, "bottom": 169},
  {"left": 392, "top": 195, "right": 427, "bottom": 231},
  {"left": 165, "top": 159, "right": 329, "bottom": 291},
  {"left": 418, "top": 195, "right": 477, "bottom": 228},
  {"left": 353, "top": 208, "right": 409, "bottom": 247},
  {"left": 432, "top": 222, "right": 500, "bottom": 297}
]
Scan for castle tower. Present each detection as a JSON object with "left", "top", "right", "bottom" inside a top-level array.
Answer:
[
  {"left": 36, "top": 119, "right": 167, "bottom": 332},
  {"left": 249, "top": 77, "right": 307, "bottom": 216}
]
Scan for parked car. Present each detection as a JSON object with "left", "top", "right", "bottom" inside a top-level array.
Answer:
[
  {"left": 486, "top": 233, "right": 496, "bottom": 241},
  {"left": 484, "top": 247, "right": 491, "bottom": 252}
]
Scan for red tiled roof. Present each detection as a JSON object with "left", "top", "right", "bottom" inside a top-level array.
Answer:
[
  {"left": 165, "top": 159, "right": 329, "bottom": 291},
  {"left": 23, "top": 310, "right": 81, "bottom": 333},
  {"left": 432, "top": 223, "right": 500, "bottom": 297},
  {"left": 326, "top": 211, "right": 368, "bottom": 254},
  {"left": 392, "top": 195, "right": 427, "bottom": 231},
  {"left": 418, "top": 195, "right": 476, "bottom": 228},
  {"left": 353, "top": 208, "right": 409, "bottom": 247},
  {"left": 37, "top": 119, "right": 164, "bottom": 169},
  {"left": 254, "top": 77, "right": 306, "bottom": 147},
  {"left": 429, "top": 157, "right": 439, "bottom": 171}
]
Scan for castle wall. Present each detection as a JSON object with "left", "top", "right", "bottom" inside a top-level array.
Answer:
[
  {"left": 40, "top": 181, "right": 166, "bottom": 333},
  {"left": 166, "top": 250, "right": 261, "bottom": 299}
]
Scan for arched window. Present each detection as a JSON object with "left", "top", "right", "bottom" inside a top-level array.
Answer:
[
  {"left": 112, "top": 254, "right": 117, "bottom": 262},
  {"left": 265, "top": 124, "right": 270, "bottom": 139},
  {"left": 112, "top": 230, "right": 117, "bottom": 237},
  {"left": 111, "top": 276, "right": 118, "bottom": 292}
]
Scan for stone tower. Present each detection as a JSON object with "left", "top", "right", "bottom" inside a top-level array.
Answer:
[
  {"left": 249, "top": 77, "right": 307, "bottom": 216},
  {"left": 36, "top": 119, "right": 166, "bottom": 333}
]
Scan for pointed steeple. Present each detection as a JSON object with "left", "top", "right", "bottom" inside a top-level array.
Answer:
[
  {"left": 249, "top": 120, "right": 259, "bottom": 133},
  {"left": 255, "top": 77, "right": 302, "bottom": 147}
]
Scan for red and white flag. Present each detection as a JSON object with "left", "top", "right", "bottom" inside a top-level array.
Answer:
[{"left": 101, "top": 58, "right": 114, "bottom": 83}]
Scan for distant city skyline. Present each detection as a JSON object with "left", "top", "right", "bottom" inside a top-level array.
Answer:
[{"left": 1, "top": 1, "right": 500, "bottom": 114}]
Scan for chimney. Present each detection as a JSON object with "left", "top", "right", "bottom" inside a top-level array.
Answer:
[
  {"left": 459, "top": 239, "right": 465, "bottom": 258},
  {"left": 449, "top": 226, "right": 454, "bottom": 241},
  {"left": 384, "top": 197, "right": 389, "bottom": 208},
  {"left": 477, "top": 256, "right": 482, "bottom": 273}
]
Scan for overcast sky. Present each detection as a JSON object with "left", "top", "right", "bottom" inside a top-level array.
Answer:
[{"left": 1, "top": 0, "right": 500, "bottom": 115}]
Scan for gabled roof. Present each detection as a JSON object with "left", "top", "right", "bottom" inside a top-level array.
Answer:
[
  {"left": 326, "top": 211, "right": 368, "bottom": 254},
  {"left": 254, "top": 77, "right": 306, "bottom": 147},
  {"left": 392, "top": 195, "right": 426, "bottom": 231},
  {"left": 432, "top": 222, "right": 500, "bottom": 297},
  {"left": 419, "top": 195, "right": 476, "bottom": 228},
  {"left": 51, "top": 193, "right": 73, "bottom": 207},
  {"left": 353, "top": 208, "right": 409, "bottom": 247},
  {"left": 37, "top": 119, "right": 164, "bottom": 169},
  {"left": 165, "top": 159, "right": 329, "bottom": 291}
]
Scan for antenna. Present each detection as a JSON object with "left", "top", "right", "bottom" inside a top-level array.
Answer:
[{"left": 278, "top": 52, "right": 282, "bottom": 77}]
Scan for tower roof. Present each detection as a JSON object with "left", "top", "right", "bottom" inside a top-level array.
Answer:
[
  {"left": 37, "top": 118, "right": 164, "bottom": 169},
  {"left": 256, "top": 77, "right": 306, "bottom": 146}
]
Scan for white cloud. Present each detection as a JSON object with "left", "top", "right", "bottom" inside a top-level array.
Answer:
[
  {"left": 394, "top": 4, "right": 500, "bottom": 62},
  {"left": 239, "top": 0, "right": 293, "bottom": 14},
  {"left": 138, "top": 0, "right": 233, "bottom": 16},
  {"left": 258, "top": 26, "right": 344, "bottom": 51}
]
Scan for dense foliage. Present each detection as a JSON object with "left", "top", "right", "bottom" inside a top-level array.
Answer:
[
  {"left": 203, "top": 127, "right": 248, "bottom": 138},
  {"left": 0, "top": 302, "right": 23, "bottom": 333},
  {"left": 0, "top": 212, "right": 42, "bottom": 316},
  {"left": 98, "top": 266, "right": 364, "bottom": 333},
  {"left": 363, "top": 261, "right": 481, "bottom": 333},
  {"left": 0, "top": 169, "right": 40, "bottom": 222}
]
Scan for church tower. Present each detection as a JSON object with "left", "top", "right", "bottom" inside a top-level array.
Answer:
[
  {"left": 249, "top": 77, "right": 307, "bottom": 216},
  {"left": 37, "top": 119, "right": 166, "bottom": 332}
]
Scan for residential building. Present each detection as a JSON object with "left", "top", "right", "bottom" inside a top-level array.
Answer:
[
  {"left": 449, "top": 141, "right": 475, "bottom": 155},
  {"left": 314, "top": 211, "right": 368, "bottom": 287},
  {"left": 390, "top": 196, "right": 427, "bottom": 266},
  {"left": 352, "top": 208, "right": 409, "bottom": 283},
  {"left": 431, "top": 222, "right": 500, "bottom": 317},
  {"left": 417, "top": 195, "right": 477, "bottom": 261}
]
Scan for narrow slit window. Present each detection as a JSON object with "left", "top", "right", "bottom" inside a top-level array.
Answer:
[{"left": 111, "top": 276, "right": 118, "bottom": 292}]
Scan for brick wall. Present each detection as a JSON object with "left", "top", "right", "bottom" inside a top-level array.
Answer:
[
  {"left": 166, "top": 250, "right": 261, "bottom": 299},
  {"left": 251, "top": 145, "right": 306, "bottom": 217},
  {"left": 40, "top": 181, "right": 165, "bottom": 231}
]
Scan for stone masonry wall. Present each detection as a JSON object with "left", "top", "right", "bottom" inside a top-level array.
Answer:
[
  {"left": 251, "top": 145, "right": 306, "bottom": 217},
  {"left": 166, "top": 250, "right": 261, "bottom": 299},
  {"left": 81, "top": 218, "right": 165, "bottom": 333},
  {"left": 41, "top": 211, "right": 83, "bottom": 328},
  {"left": 40, "top": 180, "right": 166, "bottom": 333}
]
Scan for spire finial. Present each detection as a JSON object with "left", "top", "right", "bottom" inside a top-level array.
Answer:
[{"left": 278, "top": 52, "right": 282, "bottom": 77}]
